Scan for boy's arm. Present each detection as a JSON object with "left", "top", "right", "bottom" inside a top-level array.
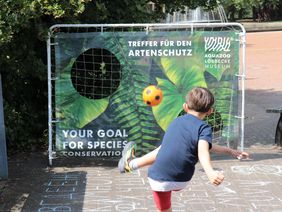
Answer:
[
  {"left": 210, "top": 144, "right": 250, "bottom": 159},
  {"left": 198, "top": 140, "right": 224, "bottom": 186}
]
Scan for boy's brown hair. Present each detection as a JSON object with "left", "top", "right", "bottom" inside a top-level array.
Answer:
[{"left": 185, "top": 87, "right": 214, "bottom": 113}]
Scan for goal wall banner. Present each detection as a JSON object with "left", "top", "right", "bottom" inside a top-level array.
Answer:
[{"left": 54, "top": 29, "right": 240, "bottom": 157}]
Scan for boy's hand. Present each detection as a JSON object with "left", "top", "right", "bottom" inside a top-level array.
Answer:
[
  {"left": 207, "top": 170, "right": 224, "bottom": 186},
  {"left": 230, "top": 149, "right": 250, "bottom": 160}
]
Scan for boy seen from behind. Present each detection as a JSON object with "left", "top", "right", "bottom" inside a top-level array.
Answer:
[{"left": 118, "top": 87, "right": 249, "bottom": 212}]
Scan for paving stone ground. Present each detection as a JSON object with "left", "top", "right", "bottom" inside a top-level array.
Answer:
[{"left": 8, "top": 149, "right": 282, "bottom": 212}]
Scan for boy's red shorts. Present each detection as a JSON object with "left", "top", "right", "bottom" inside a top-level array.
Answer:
[{"left": 152, "top": 191, "right": 172, "bottom": 211}]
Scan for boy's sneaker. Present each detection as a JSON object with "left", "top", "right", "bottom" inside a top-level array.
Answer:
[{"left": 118, "top": 141, "right": 137, "bottom": 173}]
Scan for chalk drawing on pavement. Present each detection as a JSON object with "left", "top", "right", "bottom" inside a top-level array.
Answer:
[{"left": 231, "top": 165, "right": 282, "bottom": 176}]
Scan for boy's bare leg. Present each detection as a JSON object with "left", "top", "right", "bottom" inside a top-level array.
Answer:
[
  {"left": 118, "top": 142, "right": 161, "bottom": 173},
  {"left": 135, "top": 146, "right": 161, "bottom": 168}
]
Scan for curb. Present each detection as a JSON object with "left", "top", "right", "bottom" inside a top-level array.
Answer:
[{"left": 239, "top": 21, "right": 282, "bottom": 32}]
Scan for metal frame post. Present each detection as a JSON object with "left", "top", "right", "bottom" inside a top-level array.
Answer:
[
  {"left": 240, "top": 32, "right": 246, "bottom": 151},
  {"left": 0, "top": 73, "right": 8, "bottom": 179},
  {"left": 47, "top": 33, "right": 53, "bottom": 166}
]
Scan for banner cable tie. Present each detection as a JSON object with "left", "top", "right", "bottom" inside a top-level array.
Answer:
[
  {"left": 235, "top": 115, "right": 246, "bottom": 119},
  {"left": 235, "top": 74, "right": 246, "bottom": 79},
  {"left": 48, "top": 151, "right": 57, "bottom": 159},
  {"left": 51, "top": 119, "right": 60, "bottom": 123}
]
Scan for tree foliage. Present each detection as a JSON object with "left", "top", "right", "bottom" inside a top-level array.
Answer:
[
  {"left": 0, "top": 0, "right": 97, "bottom": 153},
  {"left": 223, "top": 0, "right": 282, "bottom": 21}
]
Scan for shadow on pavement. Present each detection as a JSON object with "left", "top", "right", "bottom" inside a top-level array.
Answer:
[
  {"left": 0, "top": 152, "right": 88, "bottom": 212},
  {"left": 244, "top": 89, "right": 282, "bottom": 148},
  {"left": 52, "top": 155, "right": 118, "bottom": 169}
]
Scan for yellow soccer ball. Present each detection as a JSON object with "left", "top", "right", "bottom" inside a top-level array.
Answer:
[{"left": 142, "top": 85, "right": 163, "bottom": 107}]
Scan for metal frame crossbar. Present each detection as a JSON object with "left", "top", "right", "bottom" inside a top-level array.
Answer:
[{"left": 47, "top": 23, "right": 246, "bottom": 166}]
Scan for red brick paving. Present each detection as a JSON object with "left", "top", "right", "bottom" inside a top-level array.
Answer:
[{"left": 246, "top": 31, "right": 282, "bottom": 92}]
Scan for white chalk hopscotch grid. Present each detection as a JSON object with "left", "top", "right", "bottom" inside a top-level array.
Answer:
[
  {"left": 231, "top": 165, "right": 282, "bottom": 176},
  {"left": 36, "top": 164, "right": 282, "bottom": 212}
]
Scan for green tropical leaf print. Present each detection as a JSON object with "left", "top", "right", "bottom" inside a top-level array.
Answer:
[
  {"left": 160, "top": 57, "right": 206, "bottom": 91},
  {"left": 152, "top": 56, "right": 207, "bottom": 130},
  {"left": 101, "top": 33, "right": 162, "bottom": 153},
  {"left": 152, "top": 78, "right": 183, "bottom": 131},
  {"left": 56, "top": 58, "right": 109, "bottom": 129},
  {"left": 204, "top": 71, "right": 238, "bottom": 140}
]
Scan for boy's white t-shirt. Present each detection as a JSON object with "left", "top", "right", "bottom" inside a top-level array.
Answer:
[{"left": 148, "top": 177, "right": 189, "bottom": 192}]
